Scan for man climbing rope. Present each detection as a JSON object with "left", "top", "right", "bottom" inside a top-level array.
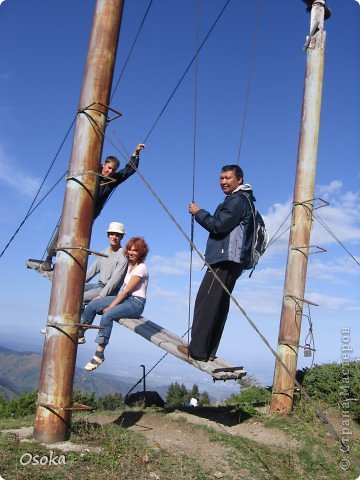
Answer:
[
  {"left": 28, "top": 143, "right": 145, "bottom": 272},
  {"left": 178, "top": 165, "right": 256, "bottom": 362}
]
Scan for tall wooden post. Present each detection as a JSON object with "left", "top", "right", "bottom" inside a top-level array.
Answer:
[
  {"left": 270, "top": 0, "right": 330, "bottom": 414},
  {"left": 34, "top": 0, "right": 125, "bottom": 443}
]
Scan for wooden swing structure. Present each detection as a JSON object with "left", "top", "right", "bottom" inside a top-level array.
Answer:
[
  {"left": 33, "top": 0, "right": 248, "bottom": 444},
  {"left": 33, "top": 0, "right": 330, "bottom": 445}
]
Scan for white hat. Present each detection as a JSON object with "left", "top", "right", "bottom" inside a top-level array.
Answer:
[{"left": 106, "top": 222, "right": 126, "bottom": 234}]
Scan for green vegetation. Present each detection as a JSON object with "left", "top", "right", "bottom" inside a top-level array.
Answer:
[
  {"left": 0, "top": 415, "right": 208, "bottom": 480},
  {"left": 0, "top": 390, "right": 124, "bottom": 420},
  {"left": 0, "top": 391, "right": 38, "bottom": 418},
  {"left": 166, "top": 382, "right": 210, "bottom": 407},
  {"left": 1, "top": 402, "right": 359, "bottom": 479},
  {"left": 226, "top": 386, "right": 271, "bottom": 414},
  {"left": 296, "top": 361, "right": 360, "bottom": 422},
  {"left": 1, "top": 362, "right": 359, "bottom": 478}
]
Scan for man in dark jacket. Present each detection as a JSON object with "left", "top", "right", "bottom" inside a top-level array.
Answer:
[
  {"left": 35, "top": 143, "right": 144, "bottom": 272},
  {"left": 178, "top": 164, "right": 255, "bottom": 362}
]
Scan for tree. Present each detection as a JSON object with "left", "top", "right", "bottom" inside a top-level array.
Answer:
[
  {"left": 97, "top": 393, "right": 124, "bottom": 411},
  {"left": 199, "top": 391, "right": 211, "bottom": 406},
  {"left": 166, "top": 382, "right": 189, "bottom": 407},
  {"left": 72, "top": 390, "right": 96, "bottom": 408},
  {"left": 190, "top": 384, "right": 200, "bottom": 399},
  {"left": 238, "top": 374, "right": 260, "bottom": 391}
]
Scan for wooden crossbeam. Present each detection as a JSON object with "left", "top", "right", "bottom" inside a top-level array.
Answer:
[
  {"left": 26, "top": 259, "right": 53, "bottom": 281},
  {"left": 117, "top": 317, "right": 246, "bottom": 381}
]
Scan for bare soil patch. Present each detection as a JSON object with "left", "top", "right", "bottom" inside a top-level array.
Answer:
[{"left": 84, "top": 408, "right": 298, "bottom": 479}]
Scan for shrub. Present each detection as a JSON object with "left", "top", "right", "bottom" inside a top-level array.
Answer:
[
  {"left": 0, "top": 391, "right": 37, "bottom": 418},
  {"left": 226, "top": 386, "right": 271, "bottom": 410},
  {"left": 296, "top": 361, "right": 360, "bottom": 421}
]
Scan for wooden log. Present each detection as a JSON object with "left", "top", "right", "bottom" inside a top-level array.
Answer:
[{"left": 117, "top": 317, "right": 246, "bottom": 381}]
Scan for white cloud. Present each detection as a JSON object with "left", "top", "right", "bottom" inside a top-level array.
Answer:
[
  {"left": 146, "top": 181, "right": 360, "bottom": 326},
  {"left": 231, "top": 283, "right": 283, "bottom": 316},
  {"left": 0, "top": 145, "right": 41, "bottom": 196},
  {"left": 262, "top": 182, "right": 360, "bottom": 258},
  {"left": 309, "top": 257, "right": 360, "bottom": 283},
  {"left": 150, "top": 251, "right": 204, "bottom": 276},
  {"left": 306, "top": 291, "right": 359, "bottom": 312},
  {"left": 263, "top": 199, "right": 293, "bottom": 251},
  {"left": 317, "top": 180, "right": 343, "bottom": 197}
]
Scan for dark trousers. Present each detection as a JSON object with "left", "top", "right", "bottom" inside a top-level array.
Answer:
[
  {"left": 189, "top": 262, "right": 243, "bottom": 361},
  {"left": 46, "top": 227, "right": 60, "bottom": 261},
  {"left": 46, "top": 215, "right": 97, "bottom": 262}
]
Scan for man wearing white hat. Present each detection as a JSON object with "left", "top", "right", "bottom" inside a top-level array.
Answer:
[{"left": 83, "top": 221, "right": 128, "bottom": 307}]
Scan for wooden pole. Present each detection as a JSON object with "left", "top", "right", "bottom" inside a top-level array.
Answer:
[
  {"left": 34, "top": 0, "right": 125, "bottom": 443},
  {"left": 270, "top": 0, "right": 329, "bottom": 414}
]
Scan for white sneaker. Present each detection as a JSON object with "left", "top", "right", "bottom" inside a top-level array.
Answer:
[{"left": 40, "top": 327, "right": 46, "bottom": 334}]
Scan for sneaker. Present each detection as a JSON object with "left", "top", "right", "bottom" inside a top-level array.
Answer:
[
  {"left": 84, "top": 353, "right": 104, "bottom": 371},
  {"left": 40, "top": 327, "right": 46, "bottom": 334}
]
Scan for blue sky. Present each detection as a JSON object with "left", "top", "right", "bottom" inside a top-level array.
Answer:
[{"left": 0, "top": 0, "right": 359, "bottom": 397}]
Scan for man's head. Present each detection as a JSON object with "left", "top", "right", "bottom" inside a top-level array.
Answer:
[
  {"left": 220, "top": 165, "right": 244, "bottom": 195},
  {"left": 106, "top": 221, "right": 125, "bottom": 247},
  {"left": 101, "top": 156, "right": 120, "bottom": 177}
]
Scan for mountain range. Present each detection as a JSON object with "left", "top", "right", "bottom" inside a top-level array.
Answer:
[{"left": 0, "top": 345, "right": 168, "bottom": 401}]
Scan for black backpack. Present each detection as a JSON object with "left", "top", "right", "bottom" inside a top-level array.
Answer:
[{"left": 241, "top": 193, "right": 269, "bottom": 276}]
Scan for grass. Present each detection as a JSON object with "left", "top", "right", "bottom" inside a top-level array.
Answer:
[
  {"left": 0, "top": 405, "right": 359, "bottom": 480},
  {"left": 0, "top": 412, "right": 210, "bottom": 480}
]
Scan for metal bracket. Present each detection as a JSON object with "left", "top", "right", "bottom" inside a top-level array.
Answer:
[
  {"left": 285, "top": 295, "right": 319, "bottom": 307},
  {"left": 45, "top": 323, "right": 104, "bottom": 330},
  {"left": 78, "top": 102, "right": 122, "bottom": 124},
  {"left": 54, "top": 246, "right": 108, "bottom": 258},
  {"left": 293, "top": 197, "right": 329, "bottom": 210},
  {"left": 279, "top": 341, "right": 316, "bottom": 352},
  {"left": 38, "top": 402, "right": 95, "bottom": 412},
  {"left": 66, "top": 169, "right": 117, "bottom": 189},
  {"left": 291, "top": 245, "right": 327, "bottom": 255}
]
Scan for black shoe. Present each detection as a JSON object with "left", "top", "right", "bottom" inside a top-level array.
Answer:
[
  {"left": 40, "top": 260, "right": 53, "bottom": 272},
  {"left": 78, "top": 329, "right": 86, "bottom": 344},
  {"left": 177, "top": 344, "right": 209, "bottom": 362},
  {"left": 177, "top": 344, "right": 190, "bottom": 356}
]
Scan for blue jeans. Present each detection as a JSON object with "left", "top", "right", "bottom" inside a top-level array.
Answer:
[{"left": 81, "top": 295, "right": 146, "bottom": 347}]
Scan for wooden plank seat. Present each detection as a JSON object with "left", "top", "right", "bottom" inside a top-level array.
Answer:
[{"left": 117, "top": 317, "right": 246, "bottom": 381}]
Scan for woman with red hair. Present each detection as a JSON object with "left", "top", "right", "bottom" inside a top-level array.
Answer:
[{"left": 80, "top": 237, "right": 149, "bottom": 371}]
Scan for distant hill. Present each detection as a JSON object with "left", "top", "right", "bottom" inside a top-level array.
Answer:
[{"left": 0, "top": 345, "right": 168, "bottom": 400}]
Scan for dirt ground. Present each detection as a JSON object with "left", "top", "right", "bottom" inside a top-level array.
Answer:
[
  {"left": 3, "top": 408, "right": 359, "bottom": 479},
  {"left": 84, "top": 408, "right": 299, "bottom": 479}
]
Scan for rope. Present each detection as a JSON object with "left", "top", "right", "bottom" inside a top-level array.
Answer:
[
  {"left": 0, "top": 118, "right": 76, "bottom": 259},
  {"left": 1, "top": 0, "right": 153, "bottom": 260},
  {"left": 142, "top": 0, "right": 231, "bottom": 144},
  {"left": 313, "top": 209, "right": 360, "bottom": 267},
  {"left": 187, "top": 0, "right": 201, "bottom": 348},
  {"left": 99, "top": 129, "right": 350, "bottom": 450},
  {"left": 266, "top": 210, "right": 292, "bottom": 249},
  {"left": 92, "top": 0, "right": 232, "bottom": 213},
  {"left": 110, "top": 0, "right": 154, "bottom": 102},
  {"left": 236, "top": 0, "right": 263, "bottom": 165}
]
